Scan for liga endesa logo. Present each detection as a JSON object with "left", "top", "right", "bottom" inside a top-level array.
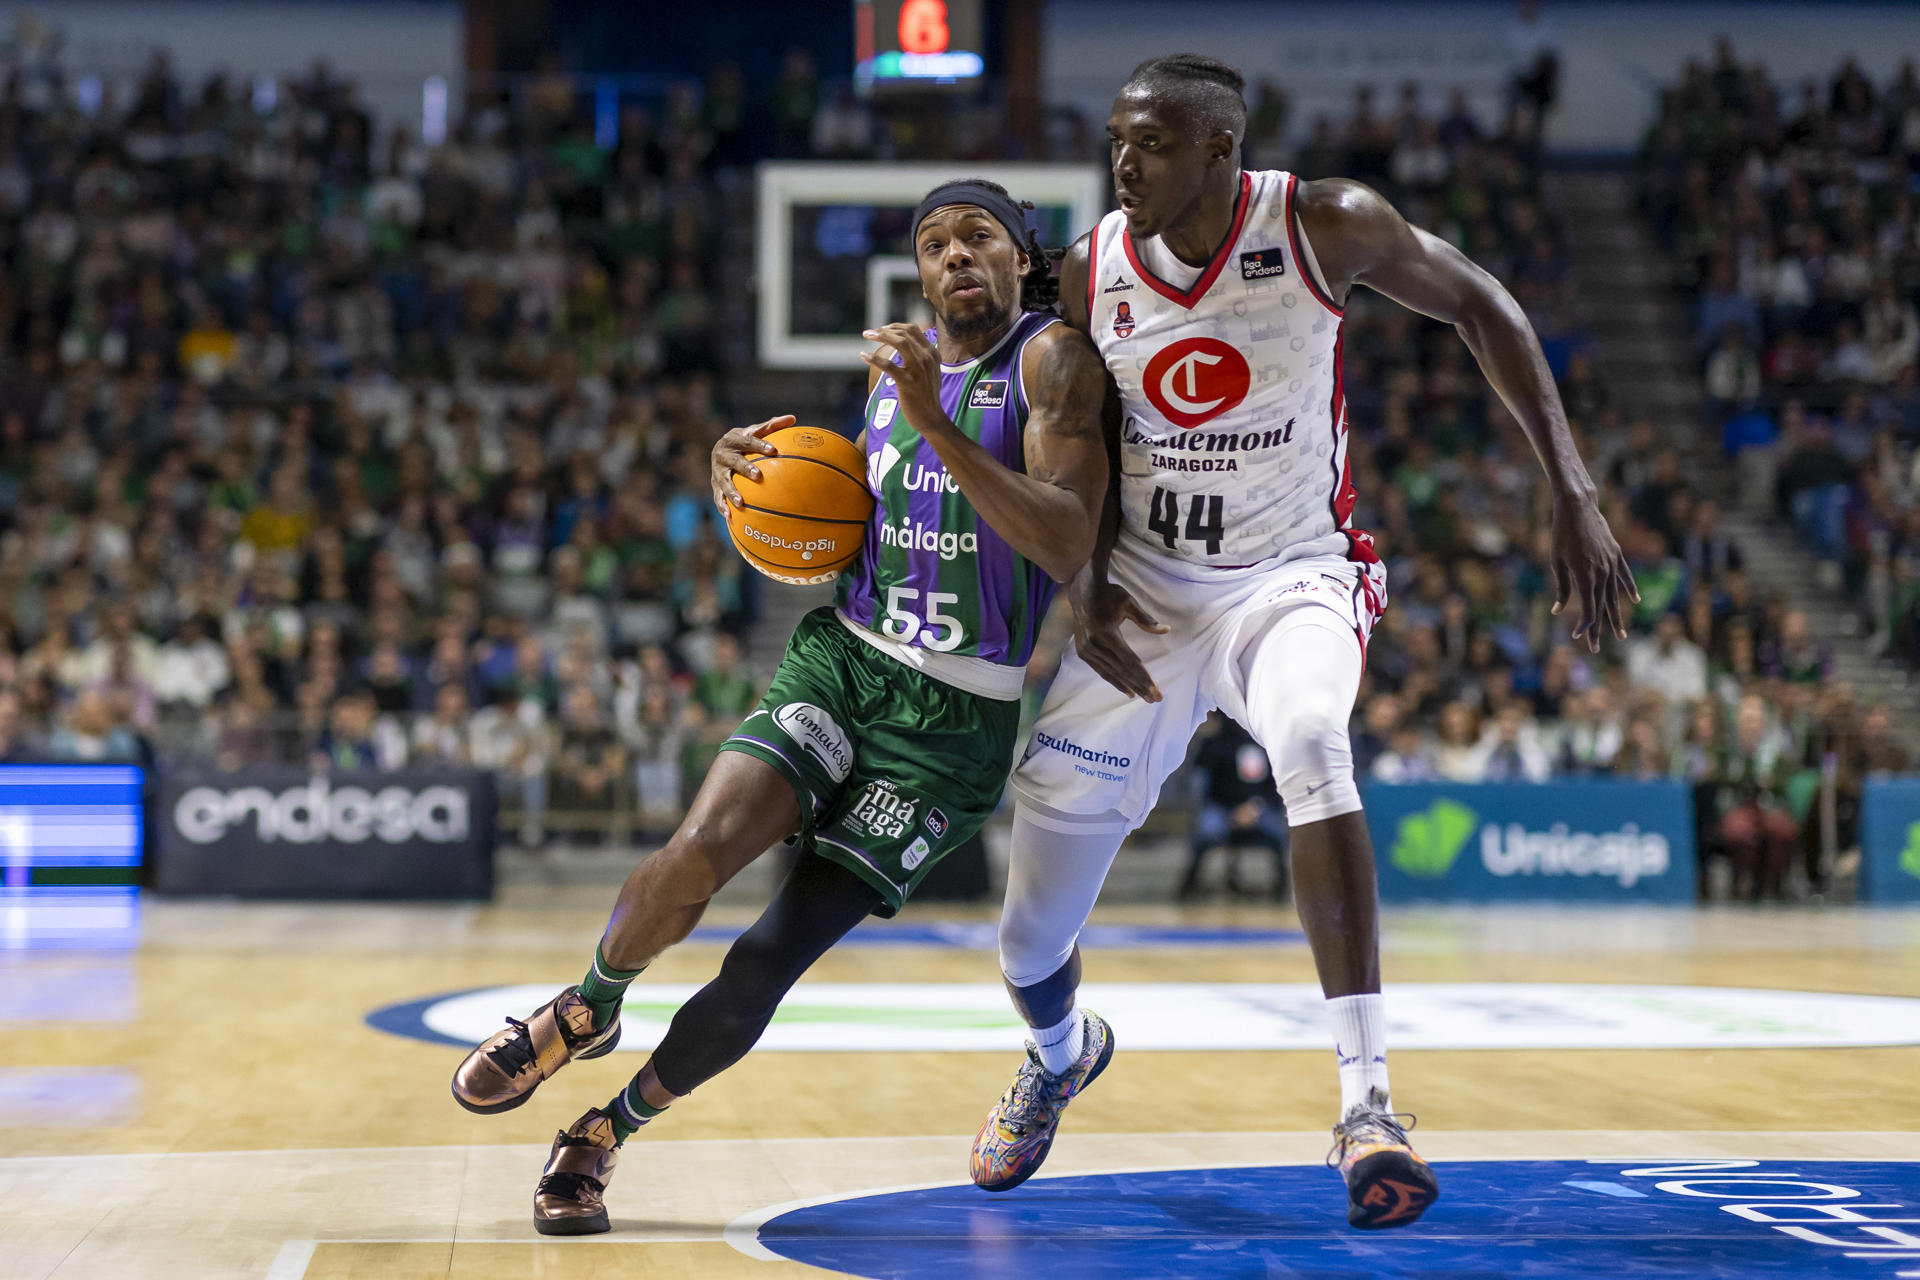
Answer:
[
  {"left": 740, "top": 521, "right": 841, "bottom": 563},
  {"left": 1143, "top": 336, "right": 1251, "bottom": 429},
  {"left": 173, "top": 778, "right": 470, "bottom": 844}
]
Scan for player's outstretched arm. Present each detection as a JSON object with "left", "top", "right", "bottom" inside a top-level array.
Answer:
[
  {"left": 860, "top": 322, "right": 1106, "bottom": 584},
  {"left": 1297, "top": 178, "right": 1639, "bottom": 651}
]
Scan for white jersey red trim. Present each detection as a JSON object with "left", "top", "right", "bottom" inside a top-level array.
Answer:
[{"left": 1088, "top": 168, "right": 1381, "bottom": 603}]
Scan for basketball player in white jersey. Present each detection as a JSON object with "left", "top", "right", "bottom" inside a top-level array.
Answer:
[{"left": 968, "top": 55, "right": 1637, "bottom": 1229}]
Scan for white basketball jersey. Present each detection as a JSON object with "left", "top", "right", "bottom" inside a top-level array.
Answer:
[{"left": 1088, "top": 169, "right": 1377, "bottom": 575}]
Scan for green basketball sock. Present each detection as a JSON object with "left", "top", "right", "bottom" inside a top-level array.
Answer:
[
  {"left": 578, "top": 941, "right": 643, "bottom": 1029},
  {"left": 606, "top": 1077, "right": 668, "bottom": 1144}
]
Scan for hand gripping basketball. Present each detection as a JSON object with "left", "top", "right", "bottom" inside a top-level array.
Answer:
[
  {"left": 712, "top": 416, "right": 792, "bottom": 514},
  {"left": 719, "top": 422, "right": 873, "bottom": 584}
]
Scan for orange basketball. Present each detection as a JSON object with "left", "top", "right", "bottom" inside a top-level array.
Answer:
[{"left": 725, "top": 425, "right": 873, "bottom": 585}]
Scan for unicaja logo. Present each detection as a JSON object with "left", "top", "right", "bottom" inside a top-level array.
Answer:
[
  {"left": 173, "top": 779, "right": 470, "bottom": 844},
  {"left": 1390, "top": 799, "right": 1477, "bottom": 878},
  {"left": 1901, "top": 822, "right": 1920, "bottom": 880}
]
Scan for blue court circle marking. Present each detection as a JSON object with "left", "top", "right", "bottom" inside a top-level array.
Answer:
[{"left": 750, "top": 1159, "right": 1920, "bottom": 1278}]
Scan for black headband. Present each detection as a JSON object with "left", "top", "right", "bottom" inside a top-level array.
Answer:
[{"left": 911, "top": 180, "right": 1030, "bottom": 250}]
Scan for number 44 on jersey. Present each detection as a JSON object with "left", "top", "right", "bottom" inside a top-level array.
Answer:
[{"left": 1147, "top": 487, "right": 1225, "bottom": 556}]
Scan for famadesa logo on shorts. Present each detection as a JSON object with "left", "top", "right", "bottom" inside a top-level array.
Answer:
[
  {"left": 774, "top": 702, "right": 852, "bottom": 782},
  {"left": 1391, "top": 798, "right": 1670, "bottom": 888}
]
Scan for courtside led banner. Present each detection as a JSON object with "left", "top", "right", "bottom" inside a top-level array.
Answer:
[
  {"left": 1362, "top": 780, "right": 1695, "bottom": 903},
  {"left": 0, "top": 766, "right": 145, "bottom": 868}
]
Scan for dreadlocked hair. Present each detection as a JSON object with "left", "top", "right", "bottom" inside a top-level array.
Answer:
[
  {"left": 1019, "top": 220, "right": 1064, "bottom": 316},
  {"left": 950, "top": 177, "right": 1064, "bottom": 316}
]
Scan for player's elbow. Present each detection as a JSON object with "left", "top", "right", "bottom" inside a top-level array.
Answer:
[
  {"left": 1039, "top": 519, "right": 1097, "bottom": 585},
  {"left": 1451, "top": 275, "right": 1525, "bottom": 341}
]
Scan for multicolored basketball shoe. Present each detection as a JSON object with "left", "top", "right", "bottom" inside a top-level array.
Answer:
[
  {"left": 534, "top": 1108, "right": 619, "bottom": 1235},
  {"left": 1328, "top": 1087, "right": 1439, "bottom": 1229},
  {"left": 450, "top": 985, "right": 621, "bottom": 1115},
  {"left": 970, "top": 1010, "right": 1114, "bottom": 1192}
]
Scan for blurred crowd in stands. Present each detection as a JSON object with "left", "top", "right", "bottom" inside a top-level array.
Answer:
[
  {"left": 0, "top": 50, "right": 766, "bottom": 842},
  {"left": 1619, "top": 42, "right": 1920, "bottom": 896},
  {"left": 0, "top": 38, "right": 1906, "bottom": 899},
  {"left": 1643, "top": 44, "right": 1920, "bottom": 657}
]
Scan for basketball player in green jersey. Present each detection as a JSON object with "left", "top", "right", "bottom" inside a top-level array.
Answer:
[{"left": 448, "top": 179, "right": 1110, "bottom": 1235}]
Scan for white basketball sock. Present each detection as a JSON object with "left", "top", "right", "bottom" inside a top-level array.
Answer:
[
  {"left": 1327, "top": 993, "right": 1390, "bottom": 1116},
  {"left": 1033, "top": 1009, "right": 1085, "bottom": 1076}
]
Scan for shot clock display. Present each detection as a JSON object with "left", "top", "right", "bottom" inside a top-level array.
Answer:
[{"left": 855, "top": 0, "right": 985, "bottom": 93}]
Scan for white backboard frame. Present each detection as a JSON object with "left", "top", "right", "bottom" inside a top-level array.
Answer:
[
  {"left": 755, "top": 162, "right": 1108, "bottom": 371},
  {"left": 864, "top": 255, "right": 924, "bottom": 333}
]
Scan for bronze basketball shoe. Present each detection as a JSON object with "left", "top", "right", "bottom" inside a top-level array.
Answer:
[
  {"left": 534, "top": 1107, "right": 619, "bottom": 1235},
  {"left": 450, "top": 985, "right": 621, "bottom": 1115},
  {"left": 1328, "top": 1087, "right": 1439, "bottom": 1229}
]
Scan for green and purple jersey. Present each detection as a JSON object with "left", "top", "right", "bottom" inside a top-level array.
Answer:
[{"left": 836, "top": 311, "right": 1061, "bottom": 670}]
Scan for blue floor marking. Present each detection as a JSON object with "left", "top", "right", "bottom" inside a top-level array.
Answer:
[
  {"left": 686, "top": 921, "right": 1305, "bottom": 949},
  {"left": 757, "top": 1159, "right": 1920, "bottom": 1278}
]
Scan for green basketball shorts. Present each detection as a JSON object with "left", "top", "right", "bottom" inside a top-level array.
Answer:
[{"left": 718, "top": 608, "right": 1022, "bottom": 916}]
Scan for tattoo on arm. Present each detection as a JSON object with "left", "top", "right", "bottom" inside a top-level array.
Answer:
[
  {"left": 1027, "top": 327, "right": 1108, "bottom": 475},
  {"left": 1013, "top": 324, "right": 1111, "bottom": 580}
]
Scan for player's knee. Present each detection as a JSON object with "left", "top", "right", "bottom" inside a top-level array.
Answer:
[
  {"left": 1271, "top": 704, "right": 1358, "bottom": 817},
  {"left": 998, "top": 929, "right": 1072, "bottom": 989},
  {"left": 715, "top": 930, "right": 799, "bottom": 1020},
  {"left": 998, "top": 905, "right": 1076, "bottom": 988},
  {"left": 664, "top": 806, "right": 767, "bottom": 884},
  {"left": 1274, "top": 703, "right": 1349, "bottom": 777}
]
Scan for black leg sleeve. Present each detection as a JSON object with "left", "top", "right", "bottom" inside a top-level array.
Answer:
[{"left": 648, "top": 852, "right": 883, "bottom": 1097}]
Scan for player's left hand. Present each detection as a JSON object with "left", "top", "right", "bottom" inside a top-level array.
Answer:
[
  {"left": 1549, "top": 495, "right": 1638, "bottom": 652},
  {"left": 861, "top": 324, "right": 947, "bottom": 435}
]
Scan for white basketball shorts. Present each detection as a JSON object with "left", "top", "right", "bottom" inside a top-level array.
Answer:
[{"left": 1011, "top": 537, "right": 1386, "bottom": 829}]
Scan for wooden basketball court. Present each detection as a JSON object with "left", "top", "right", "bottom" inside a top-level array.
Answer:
[{"left": 6, "top": 893, "right": 1919, "bottom": 1278}]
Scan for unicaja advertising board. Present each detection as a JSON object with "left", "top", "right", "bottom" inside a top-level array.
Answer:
[
  {"left": 1363, "top": 780, "right": 1695, "bottom": 903},
  {"left": 1857, "top": 777, "right": 1920, "bottom": 904}
]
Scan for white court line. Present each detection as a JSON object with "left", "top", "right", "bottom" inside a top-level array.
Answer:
[
  {"left": 266, "top": 1232, "right": 759, "bottom": 1275},
  {"left": 0, "top": 1133, "right": 964, "bottom": 1166},
  {"left": 263, "top": 1240, "right": 313, "bottom": 1280}
]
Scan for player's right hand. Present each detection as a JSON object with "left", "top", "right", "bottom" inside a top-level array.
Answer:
[
  {"left": 711, "top": 415, "right": 792, "bottom": 514},
  {"left": 1070, "top": 573, "right": 1168, "bottom": 703}
]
